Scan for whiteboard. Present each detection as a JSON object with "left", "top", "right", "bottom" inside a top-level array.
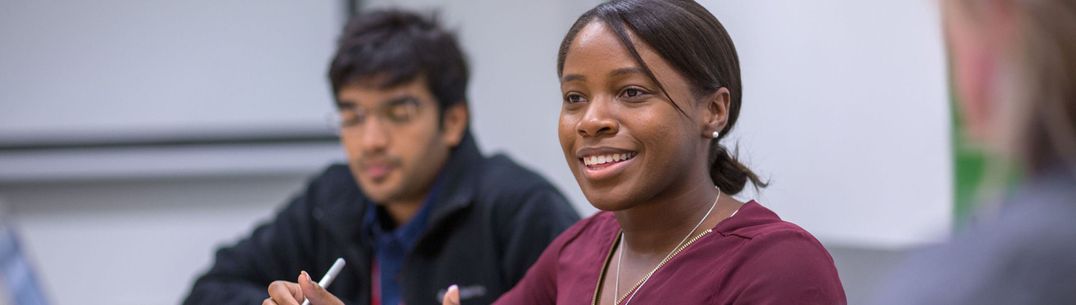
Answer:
[{"left": 0, "top": 1, "right": 344, "bottom": 144}]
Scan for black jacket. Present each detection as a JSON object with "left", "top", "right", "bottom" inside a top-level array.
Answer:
[{"left": 183, "top": 134, "right": 579, "bottom": 305}]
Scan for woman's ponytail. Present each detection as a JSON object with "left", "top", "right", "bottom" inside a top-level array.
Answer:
[{"left": 709, "top": 142, "right": 767, "bottom": 194}]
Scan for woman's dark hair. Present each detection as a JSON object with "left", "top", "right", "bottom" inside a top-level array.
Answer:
[
  {"left": 557, "top": 0, "right": 766, "bottom": 194},
  {"left": 328, "top": 9, "right": 469, "bottom": 124}
]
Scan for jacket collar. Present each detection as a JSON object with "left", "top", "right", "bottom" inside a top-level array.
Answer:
[{"left": 424, "top": 131, "right": 482, "bottom": 230}]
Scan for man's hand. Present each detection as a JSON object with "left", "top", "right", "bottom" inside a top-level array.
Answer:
[{"left": 263, "top": 271, "right": 345, "bottom": 305}]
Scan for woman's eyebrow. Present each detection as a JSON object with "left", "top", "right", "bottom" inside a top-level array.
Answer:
[
  {"left": 562, "top": 74, "right": 585, "bottom": 82},
  {"left": 561, "top": 67, "right": 645, "bottom": 83},
  {"left": 609, "top": 67, "right": 645, "bottom": 78}
]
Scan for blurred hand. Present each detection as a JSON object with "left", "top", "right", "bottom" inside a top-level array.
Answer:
[
  {"left": 263, "top": 271, "right": 344, "bottom": 305},
  {"left": 441, "top": 284, "right": 460, "bottom": 305}
]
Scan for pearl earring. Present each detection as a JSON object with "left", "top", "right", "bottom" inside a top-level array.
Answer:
[{"left": 711, "top": 131, "right": 720, "bottom": 139}]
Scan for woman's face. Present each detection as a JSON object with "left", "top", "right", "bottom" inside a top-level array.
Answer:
[{"left": 558, "top": 21, "right": 715, "bottom": 211}]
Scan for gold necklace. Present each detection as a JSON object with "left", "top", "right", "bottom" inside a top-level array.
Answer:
[
  {"left": 611, "top": 188, "right": 718, "bottom": 305},
  {"left": 614, "top": 228, "right": 713, "bottom": 305}
]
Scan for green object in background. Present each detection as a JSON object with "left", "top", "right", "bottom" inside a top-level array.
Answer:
[
  {"left": 950, "top": 89, "right": 1021, "bottom": 229},
  {"left": 951, "top": 97, "right": 988, "bottom": 228}
]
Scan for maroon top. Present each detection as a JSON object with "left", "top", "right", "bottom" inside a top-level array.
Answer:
[{"left": 493, "top": 201, "right": 846, "bottom": 305}]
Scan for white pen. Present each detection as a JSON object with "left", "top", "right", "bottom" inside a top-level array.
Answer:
[{"left": 301, "top": 257, "right": 346, "bottom": 305}]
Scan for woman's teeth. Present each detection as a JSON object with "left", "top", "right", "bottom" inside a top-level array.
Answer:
[{"left": 582, "top": 152, "right": 636, "bottom": 166}]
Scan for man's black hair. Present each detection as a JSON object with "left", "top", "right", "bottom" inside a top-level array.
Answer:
[{"left": 329, "top": 9, "right": 469, "bottom": 122}]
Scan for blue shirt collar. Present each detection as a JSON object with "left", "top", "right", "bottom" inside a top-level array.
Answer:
[
  {"left": 362, "top": 177, "right": 443, "bottom": 247},
  {"left": 361, "top": 177, "right": 443, "bottom": 305}
]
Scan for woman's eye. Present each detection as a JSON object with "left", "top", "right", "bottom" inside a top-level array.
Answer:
[
  {"left": 564, "top": 93, "right": 586, "bottom": 104},
  {"left": 621, "top": 87, "right": 647, "bottom": 99}
]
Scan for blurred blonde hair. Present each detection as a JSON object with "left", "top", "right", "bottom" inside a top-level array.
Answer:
[{"left": 962, "top": 0, "right": 1076, "bottom": 177}]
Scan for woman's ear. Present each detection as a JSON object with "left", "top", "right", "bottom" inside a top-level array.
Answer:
[
  {"left": 702, "top": 87, "right": 731, "bottom": 138},
  {"left": 441, "top": 103, "right": 469, "bottom": 147}
]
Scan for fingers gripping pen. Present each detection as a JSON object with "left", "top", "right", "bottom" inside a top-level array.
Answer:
[{"left": 301, "top": 258, "right": 346, "bottom": 305}]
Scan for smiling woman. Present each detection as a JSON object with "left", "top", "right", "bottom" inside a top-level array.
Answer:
[{"left": 439, "top": 0, "right": 846, "bottom": 305}]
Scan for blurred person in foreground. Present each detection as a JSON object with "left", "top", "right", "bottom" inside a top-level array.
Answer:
[
  {"left": 182, "top": 9, "right": 579, "bottom": 305},
  {"left": 872, "top": 0, "right": 1076, "bottom": 304}
]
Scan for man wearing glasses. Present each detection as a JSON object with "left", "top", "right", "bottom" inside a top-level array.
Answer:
[{"left": 183, "top": 9, "right": 579, "bottom": 305}]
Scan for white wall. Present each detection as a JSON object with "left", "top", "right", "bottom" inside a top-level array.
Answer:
[
  {"left": 708, "top": 0, "right": 953, "bottom": 248},
  {"left": 0, "top": 0, "right": 342, "bottom": 142}
]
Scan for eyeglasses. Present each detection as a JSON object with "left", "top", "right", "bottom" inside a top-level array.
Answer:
[{"left": 330, "top": 97, "right": 422, "bottom": 132}]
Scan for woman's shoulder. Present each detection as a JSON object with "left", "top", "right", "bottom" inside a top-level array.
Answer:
[
  {"left": 717, "top": 201, "right": 821, "bottom": 242},
  {"left": 710, "top": 202, "right": 846, "bottom": 303},
  {"left": 717, "top": 201, "right": 835, "bottom": 270}
]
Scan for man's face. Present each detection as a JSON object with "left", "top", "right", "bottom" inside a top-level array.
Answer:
[{"left": 335, "top": 77, "right": 464, "bottom": 205}]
